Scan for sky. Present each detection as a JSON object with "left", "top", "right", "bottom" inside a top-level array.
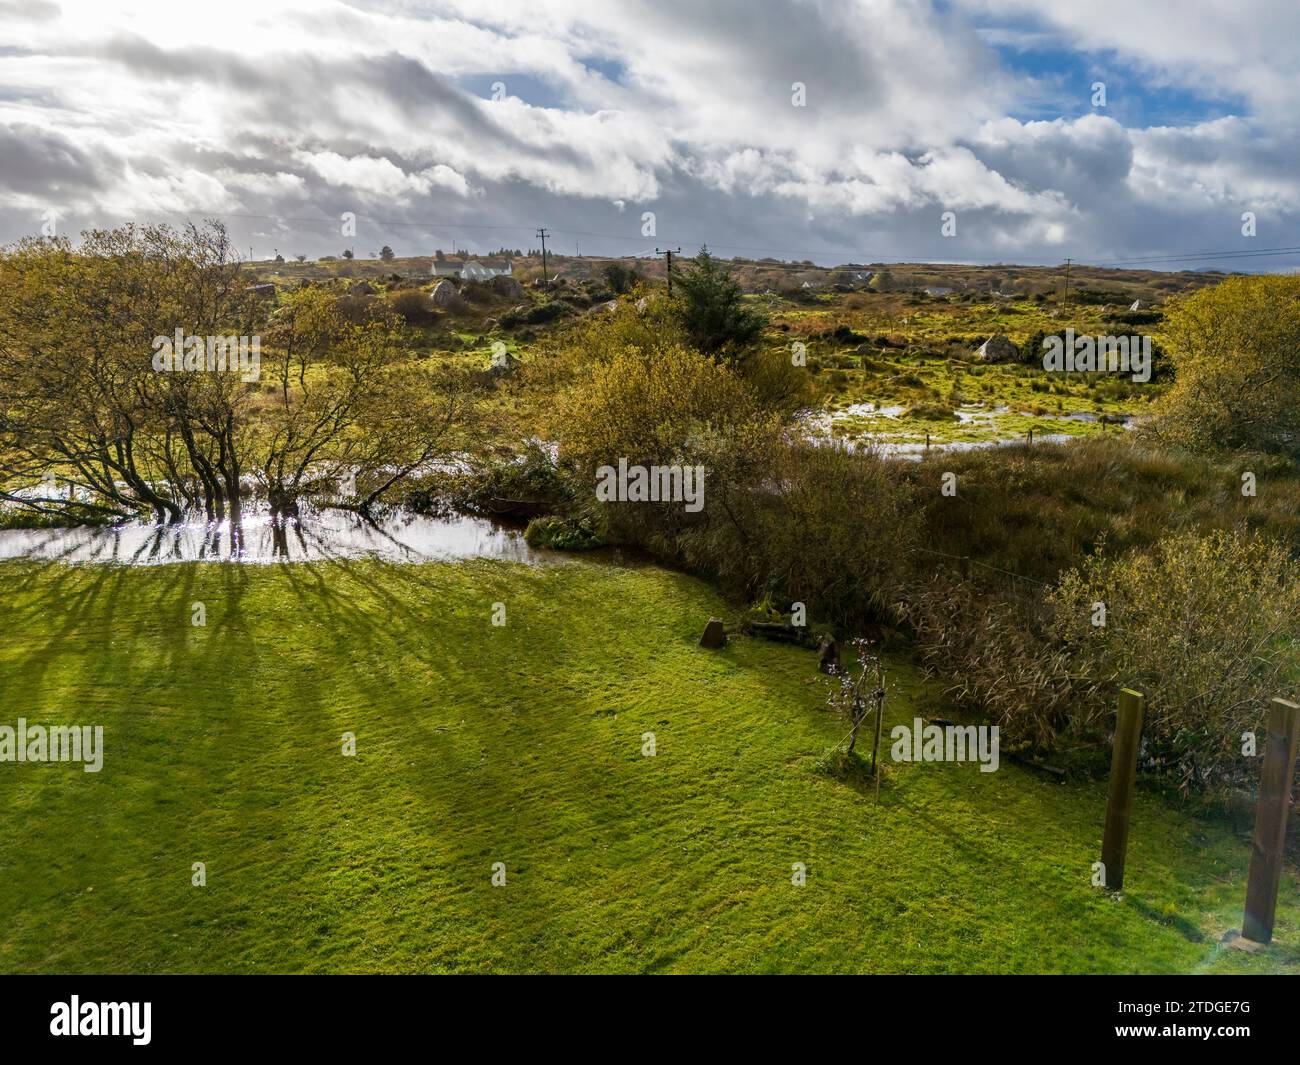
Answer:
[{"left": 2, "top": 0, "right": 1299, "bottom": 270}]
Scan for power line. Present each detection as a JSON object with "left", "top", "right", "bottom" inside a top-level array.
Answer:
[
  {"left": 655, "top": 245, "right": 682, "bottom": 297},
  {"left": 1079, "top": 244, "right": 1300, "bottom": 266},
  {"left": 48, "top": 206, "right": 1300, "bottom": 273},
  {"left": 536, "top": 227, "right": 550, "bottom": 286}
]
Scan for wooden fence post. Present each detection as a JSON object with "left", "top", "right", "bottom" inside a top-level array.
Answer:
[
  {"left": 1242, "top": 698, "right": 1300, "bottom": 944},
  {"left": 1101, "top": 688, "right": 1145, "bottom": 891}
]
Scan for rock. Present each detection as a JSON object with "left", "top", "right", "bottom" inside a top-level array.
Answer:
[
  {"left": 699, "top": 618, "right": 727, "bottom": 648},
  {"left": 976, "top": 334, "right": 1018, "bottom": 362},
  {"left": 634, "top": 297, "right": 649, "bottom": 313},
  {"left": 430, "top": 279, "right": 459, "bottom": 308},
  {"left": 491, "top": 274, "right": 524, "bottom": 299},
  {"left": 1129, "top": 299, "right": 1143, "bottom": 311},
  {"left": 818, "top": 636, "right": 840, "bottom": 674},
  {"left": 349, "top": 281, "right": 375, "bottom": 296},
  {"left": 588, "top": 299, "right": 619, "bottom": 315}
]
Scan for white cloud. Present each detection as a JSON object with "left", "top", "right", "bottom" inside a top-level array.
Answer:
[{"left": 0, "top": 0, "right": 1297, "bottom": 267}]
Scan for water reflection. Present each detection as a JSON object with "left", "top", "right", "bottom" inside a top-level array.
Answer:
[{"left": 0, "top": 507, "right": 544, "bottom": 566}]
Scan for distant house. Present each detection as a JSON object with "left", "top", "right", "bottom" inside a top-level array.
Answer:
[
  {"left": 431, "top": 256, "right": 513, "bottom": 280},
  {"left": 924, "top": 286, "right": 954, "bottom": 297},
  {"left": 462, "top": 257, "right": 513, "bottom": 280}
]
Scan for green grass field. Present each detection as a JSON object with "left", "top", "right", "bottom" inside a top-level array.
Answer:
[{"left": 1, "top": 557, "right": 1295, "bottom": 973}]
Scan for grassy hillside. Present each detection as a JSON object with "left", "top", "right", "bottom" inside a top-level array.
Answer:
[{"left": 0, "top": 557, "right": 1294, "bottom": 974}]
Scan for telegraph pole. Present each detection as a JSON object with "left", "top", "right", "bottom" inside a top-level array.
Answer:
[
  {"left": 536, "top": 227, "right": 550, "bottom": 286},
  {"left": 656, "top": 246, "right": 682, "bottom": 297},
  {"left": 1062, "top": 257, "right": 1073, "bottom": 305}
]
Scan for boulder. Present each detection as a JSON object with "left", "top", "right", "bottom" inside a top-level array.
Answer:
[
  {"left": 430, "top": 279, "right": 459, "bottom": 308},
  {"left": 349, "top": 280, "right": 375, "bottom": 296},
  {"left": 699, "top": 618, "right": 727, "bottom": 649},
  {"left": 976, "top": 334, "right": 1018, "bottom": 362},
  {"left": 488, "top": 350, "right": 519, "bottom": 376},
  {"left": 491, "top": 274, "right": 524, "bottom": 299},
  {"left": 818, "top": 636, "right": 840, "bottom": 675}
]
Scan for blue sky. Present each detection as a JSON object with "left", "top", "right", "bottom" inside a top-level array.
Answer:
[{"left": 991, "top": 40, "right": 1245, "bottom": 127}]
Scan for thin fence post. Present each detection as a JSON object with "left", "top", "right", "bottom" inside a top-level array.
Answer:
[
  {"left": 1242, "top": 698, "right": 1300, "bottom": 944},
  {"left": 1101, "top": 688, "right": 1145, "bottom": 891}
]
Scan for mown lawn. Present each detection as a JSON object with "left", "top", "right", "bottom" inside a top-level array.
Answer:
[{"left": 0, "top": 557, "right": 1295, "bottom": 974}]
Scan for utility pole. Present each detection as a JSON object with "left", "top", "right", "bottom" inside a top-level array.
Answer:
[
  {"left": 656, "top": 246, "right": 682, "bottom": 297},
  {"left": 536, "top": 227, "right": 550, "bottom": 287},
  {"left": 1062, "top": 257, "right": 1073, "bottom": 305}
]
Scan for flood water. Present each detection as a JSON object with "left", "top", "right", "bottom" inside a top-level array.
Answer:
[{"left": 0, "top": 507, "right": 546, "bottom": 566}]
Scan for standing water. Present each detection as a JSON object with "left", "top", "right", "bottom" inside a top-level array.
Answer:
[{"left": 0, "top": 507, "right": 545, "bottom": 565}]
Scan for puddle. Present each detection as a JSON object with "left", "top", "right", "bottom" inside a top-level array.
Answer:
[
  {"left": 832, "top": 402, "right": 908, "bottom": 420},
  {"left": 953, "top": 405, "right": 1007, "bottom": 423},
  {"left": 0, "top": 506, "right": 549, "bottom": 566}
]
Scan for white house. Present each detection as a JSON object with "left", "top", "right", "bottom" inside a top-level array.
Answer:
[{"left": 432, "top": 257, "right": 513, "bottom": 280}]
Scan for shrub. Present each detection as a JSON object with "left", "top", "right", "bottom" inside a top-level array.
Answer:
[
  {"left": 441, "top": 442, "right": 575, "bottom": 516},
  {"left": 1153, "top": 275, "right": 1300, "bottom": 455},
  {"left": 906, "top": 402, "right": 957, "bottom": 421},
  {"left": 733, "top": 441, "right": 919, "bottom": 624},
  {"left": 524, "top": 514, "right": 603, "bottom": 551},
  {"left": 550, "top": 342, "right": 768, "bottom": 476},
  {"left": 896, "top": 576, "right": 1079, "bottom": 755},
  {"left": 741, "top": 346, "right": 814, "bottom": 415},
  {"left": 499, "top": 300, "right": 573, "bottom": 328},
  {"left": 548, "top": 339, "right": 917, "bottom": 620},
  {"left": 387, "top": 288, "right": 436, "bottom": 325},
  {"left": 1048, "top": 529, "right": 1300, "bottom": 791},
  {"left": 602, "top": 262, "right": 638, "bottom": 295}
]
